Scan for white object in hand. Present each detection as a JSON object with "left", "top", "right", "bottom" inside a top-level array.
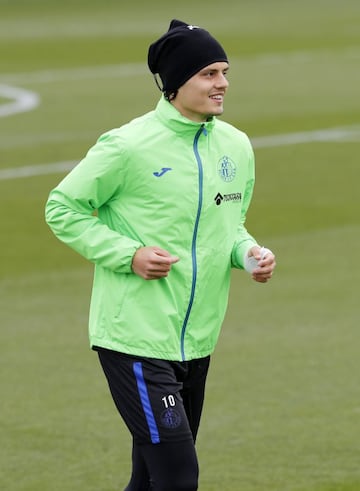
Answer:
[{"left": 244, "top": 247, "right": 271, "bottom": 273}]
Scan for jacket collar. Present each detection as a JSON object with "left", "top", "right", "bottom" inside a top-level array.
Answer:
[{"left": 155, "top": 96, "right": 216, "bottom": 135}]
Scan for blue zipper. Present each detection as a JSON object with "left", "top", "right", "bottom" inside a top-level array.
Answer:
[{"left": 180, "top": 125, "right": 207, "bottom": 361}]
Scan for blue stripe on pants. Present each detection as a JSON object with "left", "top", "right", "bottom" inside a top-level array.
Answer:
[{"left": 133, "top": 361, "right": 160, "bottom": 444}]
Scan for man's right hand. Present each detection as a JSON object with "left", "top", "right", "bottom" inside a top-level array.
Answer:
[{"left": 131, "top": 246, "right": 180, "bottom": 280}]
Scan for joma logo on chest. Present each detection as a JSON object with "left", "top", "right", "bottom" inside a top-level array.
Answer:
[{"left": 153, "top": 167, "right": 172, "bottom": 177}]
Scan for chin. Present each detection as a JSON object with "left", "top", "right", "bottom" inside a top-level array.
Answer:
[{"left": 210, "top": 107, "right": 224, "bottom": 117}]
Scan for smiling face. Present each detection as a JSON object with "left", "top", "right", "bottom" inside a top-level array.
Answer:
[{"left": 170, "top": 61, "right": 229, "bottom": 122}]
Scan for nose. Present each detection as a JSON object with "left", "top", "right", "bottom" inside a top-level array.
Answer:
[{"left": 215, "top": 73, "right": 229, "bottom": 89}]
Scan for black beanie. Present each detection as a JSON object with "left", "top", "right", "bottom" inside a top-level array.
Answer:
[{"left": 148, "top": 19, "right": 228, "bottom": 93}]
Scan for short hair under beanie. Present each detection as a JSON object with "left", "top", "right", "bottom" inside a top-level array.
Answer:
[{"left": 148, "top": 19, "right": 228, "bottom": 93}]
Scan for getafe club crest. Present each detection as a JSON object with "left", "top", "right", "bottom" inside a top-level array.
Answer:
[
  {"left": 160, "top": 408, "right": 182, "bottom": 429},
  {"left": 218, "top": 156, "right": 236, "bottom": 182}
]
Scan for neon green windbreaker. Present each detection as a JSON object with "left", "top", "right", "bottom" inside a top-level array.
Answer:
[{"left": 45, "top": 96, "right": 258, "bottom": 361}]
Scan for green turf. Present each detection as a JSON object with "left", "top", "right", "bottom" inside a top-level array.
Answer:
[{"left": 1, "top": 1, "right": 360, "bottom": 490}]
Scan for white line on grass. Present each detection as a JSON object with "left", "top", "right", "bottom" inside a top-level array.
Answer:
[
  {"left": 0, "top": 161, "right": 76, "bottom": 180},
  {"left": 1, "top": 124, "right": 359, "bottom": 181},
  {"left": 251, "top": 125, "right": 360, "bottom": 148},
  {"left": 0, "top": 84, "right": 40, "bottom": 117},
  {"left": 1, "top": 46, "right": 358, "bottom": 115},
  {"left": 0, "top": 63, "right": 148, "bottom": 85},
  {"left": 0, "top": 130, "right": 99, "bottom": 149},
  {"left": 1, "top": 46, "right": 359, "bottom": 85}
]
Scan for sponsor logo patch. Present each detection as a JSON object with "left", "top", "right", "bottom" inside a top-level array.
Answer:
[{"left": 214, "top": 192, "right": 242, "bottom": 206}]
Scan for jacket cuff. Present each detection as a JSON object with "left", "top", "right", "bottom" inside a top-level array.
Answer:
[{"left": 231, "top": 239, "right": 259, "bottom": 269}]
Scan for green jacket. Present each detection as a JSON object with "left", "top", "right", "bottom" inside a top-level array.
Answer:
[{"left": 45, "top": 96, "right": 258, "bottom": 361}]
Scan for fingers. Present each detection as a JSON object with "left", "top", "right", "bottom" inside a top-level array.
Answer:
[
  {"left": 252, "top": 271, "right": 273, "bottom": 283},
  {"left": 252, "top": 251, "right": 276, "bottom": 283},
  {"left": 132, "top": 246, "right": 179, "bottom": 280},
  {"left": 152, "top": 247, "right": 180, "bottom": 265},
  {"left": 252, "top": 269, "right": 274, "bottom": 283},
  {"left": 245, "top": 246, "right": 276, "bottom": 282}
]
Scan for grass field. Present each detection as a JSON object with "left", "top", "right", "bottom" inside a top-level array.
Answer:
[{"left": 1, "top": 1, "right": 360, "bottom": 490}]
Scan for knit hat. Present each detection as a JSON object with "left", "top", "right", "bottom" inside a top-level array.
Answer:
[{"left": 148, "top": 19, "right": 228, "bottom": 93}]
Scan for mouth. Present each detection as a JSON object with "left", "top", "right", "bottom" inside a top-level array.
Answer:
[{"left": 209, "top": 94, "right": 224, "bottom": 103}]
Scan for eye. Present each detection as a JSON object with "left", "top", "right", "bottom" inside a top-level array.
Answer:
[{"left": 201, "top": 68, "right": 229, "bottom": 78}]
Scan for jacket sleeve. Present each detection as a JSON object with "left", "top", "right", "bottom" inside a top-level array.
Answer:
[
  {"left": 231, "top": 139, "right": 259, "bottom": 269},
  {"left": 45, "top": 131, "right": 143, "bottom": 273}
]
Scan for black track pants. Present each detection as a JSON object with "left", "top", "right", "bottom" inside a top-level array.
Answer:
[
  {"left": 124, "top": 439, "right": 199, "bottom": 491},
  {"left": 97, "top": 348, "right": 210, "bottom": 491}
]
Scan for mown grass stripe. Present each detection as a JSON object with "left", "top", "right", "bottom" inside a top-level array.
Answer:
[{"left": 1, "top": 125, "right": 359, "bottom": 181}]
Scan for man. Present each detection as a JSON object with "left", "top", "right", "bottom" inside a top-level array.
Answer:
[{"left": 45, "top": 19, "right": 276, "bottom": 491}]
